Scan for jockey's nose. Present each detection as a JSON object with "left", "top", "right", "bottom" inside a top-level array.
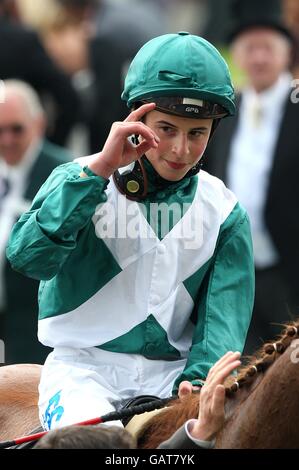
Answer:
[{"left": 171, "top": 133, "right": 190, "bottom": 158}]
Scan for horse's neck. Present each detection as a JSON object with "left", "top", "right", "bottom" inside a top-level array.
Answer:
[
  {"left": 223, "top": 373, "right": 264, "bottom": 420},
  {"left": 139, "top": 344, "right": 299, "bottom": 448},
  {"left": 217, "top": 347, "right": 299, "bottom": 448}
]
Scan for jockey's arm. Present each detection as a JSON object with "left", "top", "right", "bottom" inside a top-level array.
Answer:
[
  {"left": 6, "top": 162, "right": 109, "bottom": 280},
  {"left": 172, "top": 204, "right": 254, "bottom": 393},
  {"left": 6, "top": 103, "right": 158, "bottom": 281}
]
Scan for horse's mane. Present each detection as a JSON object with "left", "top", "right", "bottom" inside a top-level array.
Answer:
[
  {"left": 225, "top": 321, "right": 299, "bottom": 394},
  {"left": 138, "top": 321, "right": 299, "bottom": 449}
]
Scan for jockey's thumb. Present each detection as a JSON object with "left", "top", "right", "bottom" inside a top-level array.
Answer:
[{"left": 178, "top": 381, "right": 193, "bottom": 399}]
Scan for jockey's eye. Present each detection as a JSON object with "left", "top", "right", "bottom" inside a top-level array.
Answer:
[
  {"left": 190, "top": 129, "right": 203, "bottom": 137},
  {"left": 159, "top": 126, "right": 176, "bottom": 134}
]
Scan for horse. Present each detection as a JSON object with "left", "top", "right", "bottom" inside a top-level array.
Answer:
[
  {"left": 1, "top": 321, "right": 299, "bottom": 448},
  {"left": 0, "top": 363, "right": 41, "bottom": 441},
  {"left": 137, "top": 321, "right": 299, "bottom": 449}
]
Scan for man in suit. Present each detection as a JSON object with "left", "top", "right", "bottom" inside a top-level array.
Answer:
[
  {"left": 0, "top": 80, "right": 72, "bottom": 364},
  {"left": 204, "top": 0, "right": 299, "bottom": 354},
  {"left": 0, "top": 0, "right": 80, "bottom": 146}
]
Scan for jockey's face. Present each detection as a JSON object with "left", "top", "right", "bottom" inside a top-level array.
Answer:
[{"left": 143, "top": 110, "right": 213, "bottom": 181}]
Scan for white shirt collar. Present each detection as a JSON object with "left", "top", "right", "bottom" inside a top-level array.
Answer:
[{"left": 243, "top": 72, "right": 292, "bottom": 114}]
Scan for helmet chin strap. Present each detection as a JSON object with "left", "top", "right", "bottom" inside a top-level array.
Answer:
[
  {"left": 113, "top": 134, "right": 148, "bottom": 201},
  {"left": 113, "top": 156, "right": 200, "bottom": 201},
  {"left": 113, "top": 119, "right": 220, "bottom": 201},
  {"left": 113, "top": 159, "right": 148, "bottom": 201}
]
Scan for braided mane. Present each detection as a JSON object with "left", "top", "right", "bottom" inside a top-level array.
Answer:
[
  {"left": 224, "top": 321, "right": 299, "bottom": 396},
  {"left": 138, "top": 320, "right": 299, "bottom": 448}
]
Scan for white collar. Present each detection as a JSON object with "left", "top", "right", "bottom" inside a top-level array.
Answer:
[{"left": 243, "top": 72, "right": 292, "bottom": 111}]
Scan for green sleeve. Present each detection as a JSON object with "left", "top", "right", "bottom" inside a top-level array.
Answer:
[
  {"left": 6, "top": 162, "right": 109, "bottom": 281},
  {"left": 173, "top": 204, "right": 254, "bottom": 393}
]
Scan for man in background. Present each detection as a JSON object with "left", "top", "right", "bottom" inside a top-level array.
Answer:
[
  {"left": 205, "top": 0, "right": 299, "bottom": 354},
  {"left": 0, "top": 80, "right": 72, "bottom": 364}
]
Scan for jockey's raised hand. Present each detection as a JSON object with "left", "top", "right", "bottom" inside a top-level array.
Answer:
[
  {"left": 83, "top": 102, "right": 160, "bottom": 179},
  {"left": 178, "top": 351, "right": 241, "bottom": 442}
]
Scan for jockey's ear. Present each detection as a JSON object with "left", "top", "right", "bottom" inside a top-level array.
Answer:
[{"left": 178, "top": 381, "right": 193, "bottom": 399}]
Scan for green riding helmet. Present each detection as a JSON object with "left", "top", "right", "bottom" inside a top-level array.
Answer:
[{"left": 122, "top": 31, "right": 235, "bottom": 119}]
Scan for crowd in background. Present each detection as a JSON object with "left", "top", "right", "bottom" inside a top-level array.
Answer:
[{"left": 0, "top": 0, "right": 299, "bottom": 366}]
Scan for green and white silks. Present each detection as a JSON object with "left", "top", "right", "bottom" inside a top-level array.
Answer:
[{"left": 7, "top": 157, "right": 254, "bottom": 391}]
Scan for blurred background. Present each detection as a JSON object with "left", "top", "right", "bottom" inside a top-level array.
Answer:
[{"left": 0, "top": 0, "right": 299, "bottom": 365}]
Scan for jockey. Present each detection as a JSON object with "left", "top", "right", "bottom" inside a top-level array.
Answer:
[{"left": 6, "top": 32, "right": 254, "bottom": 437}]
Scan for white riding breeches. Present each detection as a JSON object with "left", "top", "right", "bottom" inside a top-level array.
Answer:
[{"left": 38, "top": 347, "right": 187, "bottom": 430}]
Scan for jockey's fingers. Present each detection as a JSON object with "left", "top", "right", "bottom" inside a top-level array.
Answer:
[
  {"left": 207, "top": 352, "right": 241, "bottom": 378},
  {"left": 135, "top": 140, "right": 157, "bottom": 158},
  {"left": 113, "top": 121, "right": 159, "bottom": 145},
  {"left": 210, "top": 384, "right": 226, "bottom": 417},
  {"left": 178, "top": 381, "right": 193, "bottom": 399},
  {"left": 208, "top": 359, "right": 241, "bottom": 388},
  {"left": 207, "top": 351, "right": 234, "bottom": 375},
  {"left": 214, "top": 351, "right": 241, "bottom": 374},
  {"left": 124, "top": 102, "right": 156, "bottom": 123},
  {"left": 213, "top": 351, "right": 240, "bottom": 369}
]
